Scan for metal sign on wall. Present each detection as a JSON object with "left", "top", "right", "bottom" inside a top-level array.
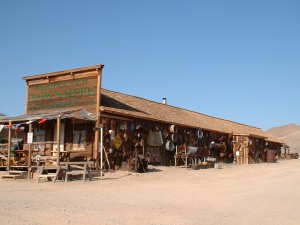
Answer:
[{"left": 24, "top": 65, "right": 103, "bottom": 114}]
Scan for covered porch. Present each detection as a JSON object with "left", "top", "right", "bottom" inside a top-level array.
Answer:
[{"left": 0, "top": 109, "right": 99, "bottom": 181}]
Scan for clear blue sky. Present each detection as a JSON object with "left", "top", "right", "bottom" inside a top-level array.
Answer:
[{"left": 0, "top": 0, "right": 299, "bottom": 130}]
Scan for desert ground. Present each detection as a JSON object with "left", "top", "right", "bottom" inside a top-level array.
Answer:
[{"left": 0, "top": 159, "right": 300, "bottom": 225}]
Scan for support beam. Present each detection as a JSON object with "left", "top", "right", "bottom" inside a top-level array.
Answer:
[
  {"left": 94, "top": 66, "right": 103, "bottom": 164},
  {"left": 27, "top": 123, "right": 32, "bottom": 179},
  {"left": 185, "top": 144, "right": 187, "bottom": 169},
  {"left": 7, "top": 120, "right": 12, "bottom": 171},
  {"left": 100, "top": 125, "right": 103, "bottom": 180},
  {"left": 56, "top": 116, "right": 61, "bottom": 165},
  {"left": 175, "top": 146, "right": 178, "bottom": 167}
]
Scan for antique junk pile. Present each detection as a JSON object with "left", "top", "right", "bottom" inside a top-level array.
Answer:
[{"left": 0, "top": 65, "right": 284, "bottom": 181}]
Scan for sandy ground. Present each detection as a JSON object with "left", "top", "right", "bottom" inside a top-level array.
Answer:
[{"left": 0, "top": 159, "right": 300, "bottom": 225}]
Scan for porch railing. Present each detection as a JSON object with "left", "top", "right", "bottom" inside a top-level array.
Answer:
[{"left": 0, "top": 143, "right": 8, "bottom": 152}]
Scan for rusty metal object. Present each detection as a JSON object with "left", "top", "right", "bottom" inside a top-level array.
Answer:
[{"left": 128, "top": 153, "right": 148, "bottom": 173}]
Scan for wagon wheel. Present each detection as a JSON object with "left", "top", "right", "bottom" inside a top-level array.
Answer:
[{"left": 128, "top": 157, "right": 137, "bottom": 172}]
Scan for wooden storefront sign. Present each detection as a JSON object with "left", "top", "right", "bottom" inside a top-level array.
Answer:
[
  {"left": 27, "top": 77, "right": 97, "bottom": 113},
  {"left": 24, "top": 65, "right": 103, "bottom": 114}
]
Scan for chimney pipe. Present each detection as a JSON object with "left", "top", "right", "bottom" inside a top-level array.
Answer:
[{"left": 162, "top": 98, "right": 167, "bottom": 105}]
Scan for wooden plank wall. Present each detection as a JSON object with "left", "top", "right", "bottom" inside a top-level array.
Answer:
[
  {"left": 27, "top": 76, "right": 98, "bottom": 114},
  {"left": 100, "top": 115, "right": 231, "bottom": 168}
]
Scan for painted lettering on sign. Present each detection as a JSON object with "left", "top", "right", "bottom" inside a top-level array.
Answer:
[
  {"left": 34, "top": 78, "right": 89, "bottom": 91},
  {"left": 27, "top": 77, "right": 98, "bottom": 113},
  {"left": 29, "top": 87, "right": 97, "bottom": 102}
]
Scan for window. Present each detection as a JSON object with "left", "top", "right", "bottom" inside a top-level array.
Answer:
[
  {"left": 33, "top": 128, "right": 45, "bottom": 150},
  {"left": 73, "top": 123, "right": 87, "bottom": 150}
]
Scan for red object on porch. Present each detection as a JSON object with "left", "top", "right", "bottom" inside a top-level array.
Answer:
[{"left": 38, "top": 119, "right": 47, "bottom": 124}]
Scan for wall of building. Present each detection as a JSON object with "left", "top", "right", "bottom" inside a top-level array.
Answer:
[{"left": 99, "top": 114, "right": 233, "bottom": 169}]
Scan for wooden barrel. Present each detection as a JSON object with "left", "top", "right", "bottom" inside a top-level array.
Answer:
[{"left": 266, "top": 150, "right": 276, "bottom": 163}]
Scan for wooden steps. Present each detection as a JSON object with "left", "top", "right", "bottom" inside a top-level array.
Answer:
[
  {"left": 2, "top": 174, "right": 21, "bottom": 179},
  {"left": 36, "top": 166, "right": 62, "bottom": 183},
  {"left": 36, "top": 165, "right": 92, "bottom": 183},
  {"left": 2, "top": 170, "right": 27, "bottom": 180}
]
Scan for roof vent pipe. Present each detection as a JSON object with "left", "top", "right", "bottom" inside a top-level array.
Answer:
[{"left": 162, "top": 98, "right": 167, "bottom": 105}]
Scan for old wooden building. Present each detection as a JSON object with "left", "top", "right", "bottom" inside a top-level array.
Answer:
[{"left": 0, "top": 65, "right": 283, "bottom": 179}]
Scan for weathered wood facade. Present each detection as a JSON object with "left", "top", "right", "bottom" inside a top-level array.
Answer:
[
  {"left": 0, "top": 65, "right": 103, "bottom": 176},
  {"left": 99, "top": 89, "right": 283, "bottom": 168},
  {"left": 0, "top": 65, "right": 284, "bottom": 177},
  {"left": 23, "top": 64, "right": 104, "bottom": 160},
  {"left": 232, "top": 134, "right": 282, "bottom": 164}
]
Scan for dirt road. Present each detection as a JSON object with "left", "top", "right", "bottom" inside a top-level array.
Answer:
[{"left": 1, "top": 159, "right": 299, "bottom": 225}]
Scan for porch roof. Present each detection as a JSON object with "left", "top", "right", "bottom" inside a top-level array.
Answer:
[{"left": 0, "top": 109, "right": 96, "bottom": 124}]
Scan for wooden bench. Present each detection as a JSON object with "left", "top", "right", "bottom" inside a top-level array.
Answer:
[
  {"left": 65, "top": 170, "right": 88, "bottom": 182},
  {"left": 62, "top": 162, "right": 93, "bottom": 182}
]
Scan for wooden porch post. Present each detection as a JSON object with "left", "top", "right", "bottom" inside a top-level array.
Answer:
[
  {"left": 245, "top": 137, "right": 249, "bottom": 165},
  {"left": 27, "top": 123, "right": 32, "bottom": 179},
  {"left": 56, "top": 116, "right": 61, "bottom": 165},
  {"left": 94, "top": 66, "right": 103, "bottom": 166},
  {"left": 7, "top": 120, "right": 12, "bottom": 171},
  {"left": 185, "top": 144, "right": 187, "bottom": 169},
  {"left": 100, "top": 125, "right": 104, "bottom": 180},
  {"left": 175, "top": 146, "right": 178, "bottom": 167}
]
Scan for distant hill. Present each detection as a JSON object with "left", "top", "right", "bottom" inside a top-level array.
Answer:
[{"left": 267, "top": 123, "right": 300, "bottom": 153}]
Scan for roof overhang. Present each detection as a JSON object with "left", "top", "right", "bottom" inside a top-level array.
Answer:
[
  {"left": 22, "top": 64, "right": 104, "bottom": 82},
  {"left": 0, "top": 109, "right": 96, "bottom": 124},
  {"left": 100, "top": 106, "right": 229, "bottom": 135},
  {"left": 233, "top": 133, "right": 267, "bottom": 139}
]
